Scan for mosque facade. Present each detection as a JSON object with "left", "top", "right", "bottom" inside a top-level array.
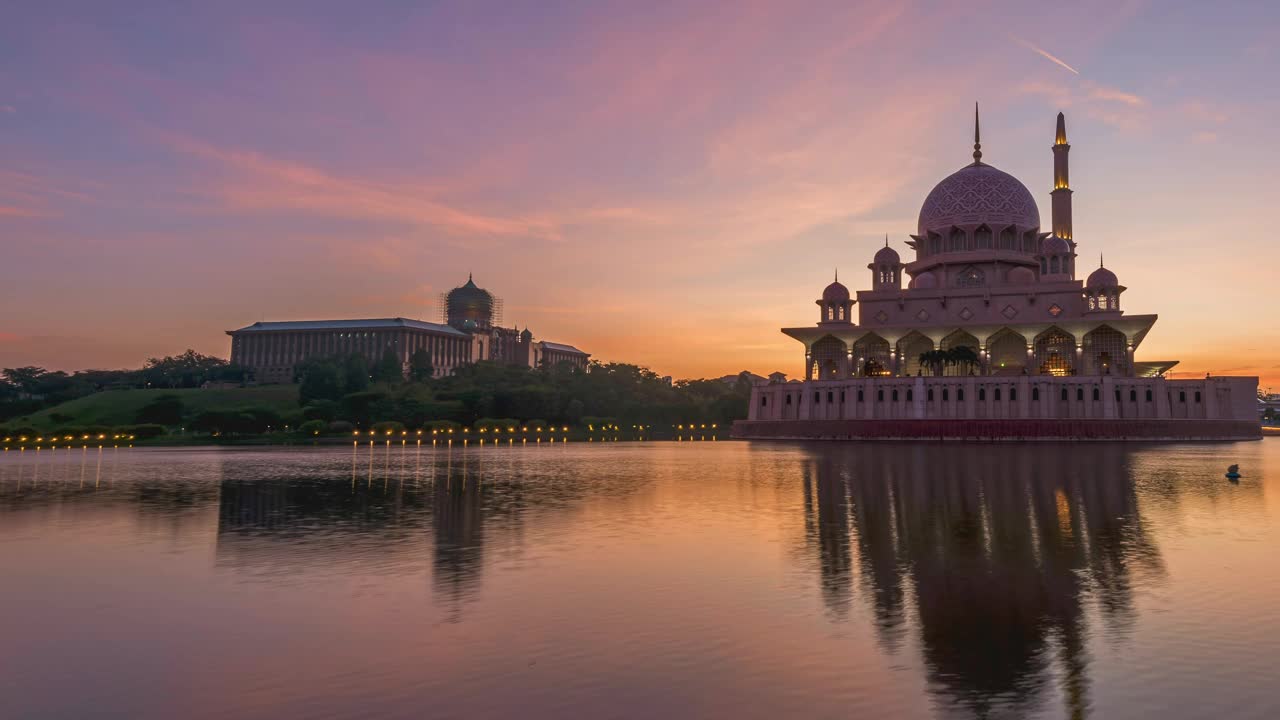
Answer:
[{"left": 734, "top": 110, "right": 1259, "bottom": 440}]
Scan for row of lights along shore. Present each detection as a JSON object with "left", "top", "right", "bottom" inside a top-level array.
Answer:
[{"left": 3, "top": 433, "right": 135, "bottom": 450}]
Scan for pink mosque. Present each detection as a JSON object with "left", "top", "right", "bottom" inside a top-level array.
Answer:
[{"left": 734, "top": 109, "right": 1260, "bottom": 441}]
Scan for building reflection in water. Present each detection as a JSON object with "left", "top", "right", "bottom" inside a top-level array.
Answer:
[{"left": 800, "top": 443, "right": 1165, "bottom": 719}]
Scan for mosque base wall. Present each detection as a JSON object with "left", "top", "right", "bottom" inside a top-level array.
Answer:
[{"left": 731, "top": 418, "right": 1261, "bottom": 442}]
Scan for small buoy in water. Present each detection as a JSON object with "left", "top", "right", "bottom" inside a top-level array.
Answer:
[{"left": 1226, "top": 463, "right": 1241, "bottom": 481}]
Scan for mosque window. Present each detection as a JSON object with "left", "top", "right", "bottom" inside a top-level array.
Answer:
[
  {"left": 1179, "top": 391, "right": 1186, "bottom": 403},
  {"left": 840, "top": 391, "right": 845, "bottom": 403},
  {"left": 786, "top": 394, "right": 792, "bottom": 405},
  {"left": 979, "top": 388, "right": 986, "bottom": 401},
  {"left": 958, "top": 388, "right": 964, "bottom": 401},
  {"left": 1040, "top": 258, "right": 1048, "bottom": 274},
  {"left": 999, "top": 227, "right": 1015, "bottom": 250},
  {"left": 760, "top": 396, "right": 767, "bottom": 407},
  {"left": 1033, "top": 387, "right": 1041, "bottom": 401},
  {"left": 814, "top": 392, "right": 821, "bottom": 404},
  {"left": 1048, "top": 304, "right": 1063, "bottom": 317},
  {"left": 1093, "top": 388, "right": 1100, "bottom": 401},
  {"left": 858, "top": 390, "right": 864, "bottom": 402},
  {"left": 1051, "top": 256, "right": 1061, "bottom": 274},
  {"left": 892, "top": 389, "right": 899, "bottom": 402},
  {"left": 827, "top": 391, "right": 834, "bottom": 403},
  {"left": 929, "top": 233, "right": 942, "bottom": 255},
  {"left": 1077, "top": 388, "right": 1084, "bottom": 401},
  {"left": 976, "top": 226, "right": 992, "bottom": 249},
  {"left": 942, "top": 388, "right": 949, "bottom": 402},
  {"left": 1089, "top": 295, "right": 1098, "bottom": 310},
  {"left": 1010, "top": 388, "right": 1018, "bottom": 401},
  {"left": 906, "top": 389, "right": 913, "bottom": 402},
  {"left": 949, "top": 228, "right": 966, "bottom": 252},
  {"left": 1130, "top": 389, "right": 1137, "bottom": 402},
  {"left": 1146, "top": 389, "right": 1153, "bottom": 402},
  {"left": 956, "top": 267, "right": 985, "bottom": 288},
  {"left": 994, "top": 388, "right": 1001, "bottom": 401},
  {"left": 927, "top": 389, "right": 934, "bottom": 401},
  {"left": 1195, "top": 391, "right": 1201, "bottom": 402},
  {"left": 877, "top": 389, "right": 884, "bottom": 402}
]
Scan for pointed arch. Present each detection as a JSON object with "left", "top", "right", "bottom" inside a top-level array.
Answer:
[
  {"left": 999, "top": 226, "right": 1015, "bottom": 250},
  {"left": 940, "top": 329, "right": 981, "bottom": 376},
  {"left": 811, "top": 335, "right": 847, "bottom": 380},
  {"left": 987, "top": 328, "right": 1027, "bottom": 375},
  {"left": 897, "top": 332, "right": 934, "bottom": 377},
  {"left": 975, "top": 225, "right": 993, "bottom": 249},
  {"left": 852, "top": 333, "right": 891, "bottom": 377},
  {"left": 1083, "top": 325, "right": 1128, "bottom": 376},
  {"left": 949, "top": 227, "right": 966, "bottom": 252},
  {"left": 1034, "top": 326, "right": 1075, "bottom": 376}
]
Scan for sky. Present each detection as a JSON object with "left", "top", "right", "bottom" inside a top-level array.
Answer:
[{"left": 2, "top": 0, "right": 1279, "bottom": 387}]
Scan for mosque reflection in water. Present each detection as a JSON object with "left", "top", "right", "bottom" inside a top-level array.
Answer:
[
  {"left": 799, "top": 444, "right": 1165, "bottom": 718},
  {"left": 0, "top": 440, "right": 1190, "bottom": 718}
]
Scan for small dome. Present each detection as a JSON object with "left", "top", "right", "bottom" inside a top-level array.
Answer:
[
  {"left": 822, "top": 280, "right": 850, "bottom": 302},
  {"left": 910, "top": 271, "right": 937, "bottom": 290},
  {"left": 874, "top": 244, "right": 900, "bottom": 265},
  {"left": 1008, "top": 267, "right": 1036, "bottom": 285},
  {"left": 1042, "top": 234, "right": 1071, "bottom": 254},
  {"left": 1087, "top": 266, "right": 1118, "bottom": 288}
]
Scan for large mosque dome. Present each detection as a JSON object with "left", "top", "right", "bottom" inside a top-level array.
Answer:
[
  {"left": 446, "top": 274, "right": 495, "bottom": 331},
  {"left": 917, "top": 162, "right": 1040, "bottom": 237}
]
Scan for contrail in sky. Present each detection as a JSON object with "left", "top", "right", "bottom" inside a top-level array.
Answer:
[{"left": 1010, "top": 36, "right": 1080, "bottom": 75}]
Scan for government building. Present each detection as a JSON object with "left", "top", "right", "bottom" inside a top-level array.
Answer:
[
  {"left": 734, "top": 109, "right": 1259, "bottom": 441},
  {"left": 227, "top": 275, "right": 589, "bottom": 384}
]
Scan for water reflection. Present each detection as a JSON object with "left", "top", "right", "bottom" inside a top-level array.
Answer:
[{"left": 801, "top": 444, "right": 1167, "bottom": 718}]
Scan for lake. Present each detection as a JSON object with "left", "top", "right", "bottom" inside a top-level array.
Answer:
[{"left": 2, "top": 439, "right": 1278, "bottom": 719}]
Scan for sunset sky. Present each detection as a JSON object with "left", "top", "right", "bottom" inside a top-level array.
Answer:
[{"left": 3, "top": 1, "right": 1278, "bottom": 387}]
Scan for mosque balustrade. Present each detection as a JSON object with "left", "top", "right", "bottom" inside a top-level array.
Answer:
[{"left": 748, "top": 376, "right": 1247, "bottom": 423}]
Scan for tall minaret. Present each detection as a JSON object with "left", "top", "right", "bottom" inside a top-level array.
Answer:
[{"left": 1051, "top": 111, "right": 1073, "bottom": 239}]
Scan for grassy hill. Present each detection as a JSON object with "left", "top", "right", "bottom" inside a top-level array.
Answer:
[{"left": 16, "top": 385, "right": 299, "bottom": 430}]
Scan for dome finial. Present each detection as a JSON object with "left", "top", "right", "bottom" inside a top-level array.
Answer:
[
  {"left": 834, "top": 268, "right": 838, "bottom": 282},
  {"left": 884, "top": 233, "right": 889, "bottom": 247},
  {"left": 1099, "top": 252, "right": 1104, "bottom": 268},
  {"left": 973, "top": 102, "right": 982, "bottom": 163}
]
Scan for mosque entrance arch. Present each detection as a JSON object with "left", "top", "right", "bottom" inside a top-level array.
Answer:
[
  {"left": 852, "top": 333, "right": 891, "bottom": 377},
  {"left": 811, "top": 335, "right": 847, "bottom": 380},
  {"left": 987, "top": 328, "right": 1028, "bottom": 375},
  {"left": 940, "top": 330, "right": 981, "bottom": 376},
  {"left": 1082, "top": 326, "right": 1128, "bottom": 376},
  {"left": 1034, "top": 327, "right": 1076, "bottom": 376},
  {"left": 897, "top": 332, "right": 934, "bottom": 377}
]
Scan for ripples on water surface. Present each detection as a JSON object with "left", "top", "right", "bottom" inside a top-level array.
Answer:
[{"left": 2, "top": 440, "right": 1278, "bottom": 719}]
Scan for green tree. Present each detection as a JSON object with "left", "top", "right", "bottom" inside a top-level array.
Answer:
[
  {"left": 298, "top": 360, "right": 345, "bottom": 404},
  {"left": 343, "top": 355, "right": 370, "bottom": 393},
  {"left": 135, "top": 394, "right": 185, "bottom": 426},
  {"left": 408, "top": 348, "right": 434, "bottom": 382},
  {"left": 371, "top": 348, "right": 404, "bottom": 384}
]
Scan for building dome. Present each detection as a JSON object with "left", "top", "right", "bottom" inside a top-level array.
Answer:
[
  {"left": 1042, "top": 234, "right": 1070, "bottom": 254},
  {"left": 446, "top": 274, "right": 494, "bottom": 331},
  {"left": 873, "top": 244, "right": 900, "bottom": 265},
  {"left": 1086, "top": 266, "right": 1118, "bottom": 288},
  {"left": 917, "top": 163, "right": 1040, "bottom": 237},
  {"left": 1008, "top": 266, "right": 1036, "bottom": 285},
  {"left": 822, "top": 280, "right": 850, "bottom": 302},
  {"left": 910, "top": 271, "right": 938, "bottom": 289}
]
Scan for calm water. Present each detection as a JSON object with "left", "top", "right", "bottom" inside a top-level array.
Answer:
[{"left": 2, "top": 439, "right": 1278, "bottom": 719}]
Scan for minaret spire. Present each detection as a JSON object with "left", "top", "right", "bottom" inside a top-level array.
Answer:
[
  {"left": 885, "top": 233, "right": 889, "bottom": 247},
  {"left": 1051, "top": 111, "right": 1073, "bottom": 239},
  {"left": 972, "top": 102, "right": 983, "bottom": 163}
]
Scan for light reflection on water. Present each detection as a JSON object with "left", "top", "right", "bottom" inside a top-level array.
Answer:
[{"left": 1, "top": 440, "right": 1277, "bottom": 719}]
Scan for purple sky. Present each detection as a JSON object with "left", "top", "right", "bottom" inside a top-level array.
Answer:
[{"left": 2, "top": 1, "right": 1278, "bottom": 386}]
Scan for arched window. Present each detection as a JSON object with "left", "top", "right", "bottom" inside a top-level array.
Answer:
[
  {"left": 929, "top": 233, "right": 942, "bottom": 255},
  {"left": 976, "top": 226, "right": 993, "bottom": 249},
  {"left": 1040, "top": 258, "right": 1048, "bottom": 274},
  {"left": 999, "top": 227, "right": 1015, "bottom": 250},
  {"left": 949, "top": 227, "right": 966, "bottom": 252},
  {"left": 1050, "top": 256, "right": 1061, "bottom": 274}
]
